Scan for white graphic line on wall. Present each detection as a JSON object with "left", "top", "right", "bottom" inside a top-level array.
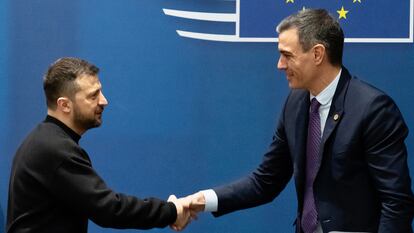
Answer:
[{"left": 163, "top": 9, "right": 236, "bottom": 22}]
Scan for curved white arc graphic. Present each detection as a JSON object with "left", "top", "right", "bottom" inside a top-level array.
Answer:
[
  {"left": 177, "top": 30, "right": 277, "bottom": 42},
  {"left": 177, "top": 30, "right": 413, "bottom": 43},
  {"left": 163, "top": 9, "right": 236, "bottom": 22}
]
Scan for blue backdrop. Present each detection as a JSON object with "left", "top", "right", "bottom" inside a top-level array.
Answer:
[{"left": 0, "top": 1, "right": 413, "bottom": 233}]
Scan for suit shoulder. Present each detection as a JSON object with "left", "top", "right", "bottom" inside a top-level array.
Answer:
[
  {"left": 348, "top": 77, "right": 389, "bottom": 100},
  {"left": 345, "top": 77, "right": 405, "bottom": 122}
]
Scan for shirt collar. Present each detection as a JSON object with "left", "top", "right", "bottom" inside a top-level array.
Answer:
[
  {"left": 310, "top": 69, "right": 342, "bottom": 105},
  {"left": 44, "top": 115, "right": 81, "bottom": 143}
]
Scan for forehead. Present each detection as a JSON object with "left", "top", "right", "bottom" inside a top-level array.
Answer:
[
  {"left": 75, "top": 74, "right": 101, "bottom": 92},
  {"left": 278, "top": 28, "right": 302, "bottom": 53}
]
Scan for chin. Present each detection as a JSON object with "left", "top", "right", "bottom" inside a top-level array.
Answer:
[
  {"left": 288, "top": 82, "right": 305, "bottom": 90},
  {"left": 288, "top": 83, "right": 298, "bottom": 89},
  {"left": 95, "top": 120, "right": 102, "bottom": 127}
]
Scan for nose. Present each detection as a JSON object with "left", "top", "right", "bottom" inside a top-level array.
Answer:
[
  {"left": 99, "top": 92, "right": 108, "bottom": 106},
  {"left": 277, "top": 56, "right": 287, "bottom": 70}
]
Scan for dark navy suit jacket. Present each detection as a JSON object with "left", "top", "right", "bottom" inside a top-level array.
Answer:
[{"left": 213, "top": 67, "right": 414, "bottom": 233}]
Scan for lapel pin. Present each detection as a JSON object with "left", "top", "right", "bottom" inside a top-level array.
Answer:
[{"left": 333, "top": 113, "right": 340, "bottom": 121}]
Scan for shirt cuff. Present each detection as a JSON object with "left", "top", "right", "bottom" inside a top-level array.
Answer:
[{"left": 200, "top": 189, "right": 218, "bottom": 212}]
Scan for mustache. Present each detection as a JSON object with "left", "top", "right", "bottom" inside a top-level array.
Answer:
[{"left": 96, "top": 106, "right": 105, "bottom": 114}]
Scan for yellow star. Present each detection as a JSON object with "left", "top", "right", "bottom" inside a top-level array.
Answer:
[
  {"left": 286, "top": 0, "right": 294, "bottom": 3},
  {"left": 353, "top": 0, "right": 361, "bottom": 3},
  {"left": 337, "top": 6, "right": 349, "bottom": 19}
]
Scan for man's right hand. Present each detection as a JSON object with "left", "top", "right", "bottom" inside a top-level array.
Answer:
[
  {"left": 168, "top": 195, "right": 191, "bottom": 231},
  {"left": 184, "top": 192, "right": 206, "bottom": 219}
]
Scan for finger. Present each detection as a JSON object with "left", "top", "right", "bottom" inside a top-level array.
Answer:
[
  {"left": 178, "top": 219, "right": 190, "bottom": 231},
  {"left": 189, "top": 201, "right": 205, "bottom": 212},
  {"left": 170, "top": 224, "right": 178, "bottom": 231},
  {"left": 190, "top": 210, "right": 198, "bottom": 220}
]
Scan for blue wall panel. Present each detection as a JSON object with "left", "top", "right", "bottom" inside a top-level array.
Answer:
[
  {"left": 1, "top": 1, "right": 413, "bottom": 232},
  {"left": 0, "top": 0, "right": 9, "bottom": 232}
]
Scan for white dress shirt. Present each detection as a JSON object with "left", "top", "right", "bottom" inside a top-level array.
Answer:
[{"left": 200, "top": 70, "right": 368, "bottom": 233}]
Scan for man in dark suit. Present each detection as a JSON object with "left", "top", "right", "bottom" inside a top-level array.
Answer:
[
  {"left": 7, "top": 57, "right": 190, "bottom": 233},
  {"left": 183, "top": 9, "right": 414, "bottom": 233}
]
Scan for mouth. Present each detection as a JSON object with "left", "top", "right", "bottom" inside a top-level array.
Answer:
[
  {"left": 96, "top": 110, "right": 104, "bottom": 117},
  {"left": 96, "top": 107, "right": 104, "bottom": 114},
  {"left": 285, "top": 71, "right": 294, "bottom": 80}
]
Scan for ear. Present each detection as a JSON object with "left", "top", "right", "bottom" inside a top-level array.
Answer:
[
  {"left": 313, "top": 44, "right": 326, "bottom": 65},
  {"left": 56, "top": 97, "right": 72, "bottom": 113}
]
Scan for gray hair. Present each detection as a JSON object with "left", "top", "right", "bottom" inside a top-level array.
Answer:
[{"left": 276, "top": 9, "right": 344, "bottom": 66}]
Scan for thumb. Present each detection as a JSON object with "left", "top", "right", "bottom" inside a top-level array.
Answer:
[{"left": 168, "top": 195, "right": 177, "bottom": 202}]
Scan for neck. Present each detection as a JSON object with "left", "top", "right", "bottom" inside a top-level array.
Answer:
[
  {"left": 47, "top": 110, "right": 86, "bottom": 135},
  {"left": 308, "top": 65, "right": 341, "bottom": 96}
]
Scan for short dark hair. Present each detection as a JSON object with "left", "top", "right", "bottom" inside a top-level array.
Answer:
[
  {"left": 276, "top": 9, "right": 344, "bottom": 66},
  {"left": 43, "top": 57, "right": 99, "bottom": 109}
]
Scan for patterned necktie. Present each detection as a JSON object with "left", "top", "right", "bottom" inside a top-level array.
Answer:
[{"left": 301, "top": 98, "right": 321, "bottom": 233}]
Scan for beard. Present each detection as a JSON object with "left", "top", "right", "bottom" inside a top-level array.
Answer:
[{"left": 72, "top": 104, "right": 103, "bottom": 131}]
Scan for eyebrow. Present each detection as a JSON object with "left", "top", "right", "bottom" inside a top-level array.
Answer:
[
  {"left": 279, "top": 49, "right": 293, "bottom": 56},
  {"left": 87, "top": 88, "right": 100, "bottom": 97}
]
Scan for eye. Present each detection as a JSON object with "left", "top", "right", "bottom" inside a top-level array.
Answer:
[{"left": 89, "top": 91, "right": 99, "bottom": 100}]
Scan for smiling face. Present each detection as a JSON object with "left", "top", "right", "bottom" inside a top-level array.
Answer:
[
  {"left": 277, "top": 27, "right": 318, "bottom": 91},
  {"left": 71, "top": 74, "right": 108, "bottom": 133}
]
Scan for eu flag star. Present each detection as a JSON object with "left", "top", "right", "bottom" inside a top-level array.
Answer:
[
  {"left": 286, "top": 0, "right": 294, "bottom": 3},
  {"left": 337, "top": 6, "right": 349, "bottom": 19}
]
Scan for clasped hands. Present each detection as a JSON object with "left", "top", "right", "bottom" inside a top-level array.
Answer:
[{"left": 167, "top": 192, "right": 205, "bottom": 231}]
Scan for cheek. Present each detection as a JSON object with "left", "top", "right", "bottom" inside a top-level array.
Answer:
[
  {"left": 287, "top": 62, "right": 300, "bottom": 76},
  {"left": 288, "top": 58, "right": 300, "bottom": 69},
  {"left": 78, "top": 101, "right": 96, "bottom": 113}
]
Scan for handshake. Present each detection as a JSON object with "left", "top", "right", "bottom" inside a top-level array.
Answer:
[{"left": 167, "top": 192, "right": 206, "bottom": 231}]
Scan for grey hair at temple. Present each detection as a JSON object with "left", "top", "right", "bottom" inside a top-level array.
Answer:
[{"left": 276, "top": 9, "right": 344, "bottom": 66}]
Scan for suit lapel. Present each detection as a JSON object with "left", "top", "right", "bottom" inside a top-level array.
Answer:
[
  {"left": 295, "top": 67, "right": 352, "bottom": 211},
  {"left": 317, "top": 67, "right": 351, "bottom": 171}
]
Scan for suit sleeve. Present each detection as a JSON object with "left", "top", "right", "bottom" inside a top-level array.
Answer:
[
  {"left": 363, "top": 94, "right": 414, "bottom": 233},
  {"left": 213, "top": 99, "right": 293, "bottom": 217},
  {"left": 50, "top": 152, "right": 177, "bottom": 229}
]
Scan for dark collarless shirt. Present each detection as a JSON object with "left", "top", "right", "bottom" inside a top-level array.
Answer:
[{"left": 7, "top": 116, "right": 176, "bottom": 233}]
